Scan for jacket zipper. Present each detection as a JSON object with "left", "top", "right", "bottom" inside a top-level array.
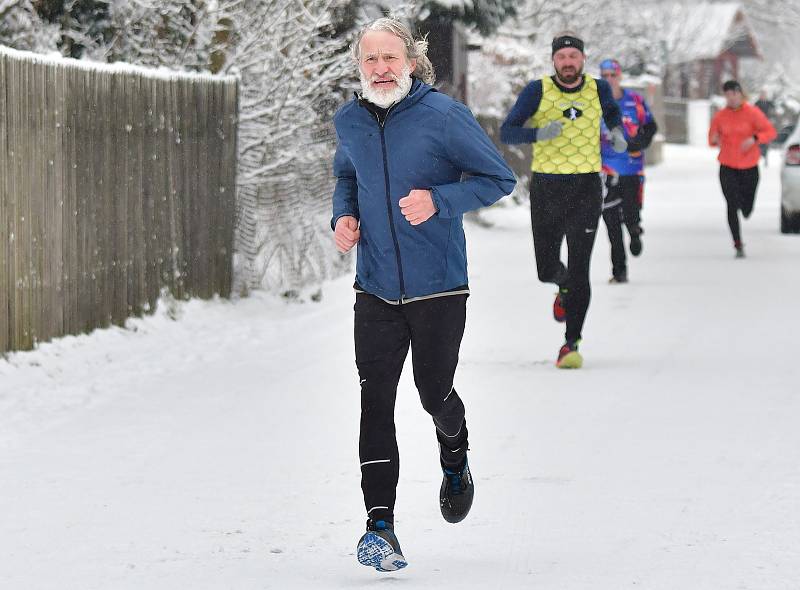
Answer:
[{"left": 374, "top": 108, "right": 407, "bottom": 299}]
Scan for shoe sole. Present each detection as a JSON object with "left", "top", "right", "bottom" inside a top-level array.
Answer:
[
  {"left": 440, "top": 493, "right": 474, "bottom": 524},
  {"left": 357, "top": 532, "right": 407, "bottom": 572},
  {"left": 557, "top": 351, "right": 583, "bottom": 369},
  {"left": 441, "top": 507, "right": 472, "bottom": 523}
]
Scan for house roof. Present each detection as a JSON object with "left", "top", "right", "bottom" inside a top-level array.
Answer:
[{"left": 660, "top": 1, "right": 761, "bottom": 63}]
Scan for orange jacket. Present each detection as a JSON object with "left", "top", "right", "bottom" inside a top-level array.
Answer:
[{"left": 708, "top": 102, "right": 776, "bottom": 169}]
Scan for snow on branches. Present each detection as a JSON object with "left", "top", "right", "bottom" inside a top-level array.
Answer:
[{"left": 1, "top": 0, "right": 359, "bottom": 296}]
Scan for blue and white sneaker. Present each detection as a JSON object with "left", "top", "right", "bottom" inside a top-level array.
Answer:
[{"left": 356, "top": 519, "right": 407, "bottom": 572}]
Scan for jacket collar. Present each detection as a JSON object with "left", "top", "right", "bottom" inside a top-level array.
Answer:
[{"left": 355, "top": 78, "right": 434, "bottom": 118}]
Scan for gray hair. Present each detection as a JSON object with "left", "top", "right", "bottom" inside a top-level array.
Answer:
[{"left": 350, "top": 17, "right": 436, "bottom": 85}]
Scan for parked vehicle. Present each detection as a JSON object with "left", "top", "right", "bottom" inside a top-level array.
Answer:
[
  {"left": 780, "top": 119, "right": 800, "bottom": 233},
  {"left": 775, "top": 124, "right": 796, "bottom": 146}
]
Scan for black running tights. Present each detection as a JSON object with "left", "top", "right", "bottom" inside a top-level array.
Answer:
[
  {"left": 530, "top": 173, "right": 602, "bottom": 343},
  {"left": 602, "top": 174, "right": 643, "bottom": 277},
  {"left": 719, "top": 165, "right": 759, "bottom": 244},
  {"left": 354, "top": 293, "right": 468, "bottom": 524}
]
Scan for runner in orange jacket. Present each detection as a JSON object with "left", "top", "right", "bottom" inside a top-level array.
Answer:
[{"left": 708, "top": 80, "right": 776, "bottom": 257}]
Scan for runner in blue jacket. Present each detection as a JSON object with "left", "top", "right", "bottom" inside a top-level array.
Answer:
[
  {"left": 598, "top": 58, "right": 658, "bottom": 283},
  {"left": 332, "top": 73, "right": 514, "bottom": 301},
  {"left": 331, "top": 17, "right": 515, "bottom": 573}
]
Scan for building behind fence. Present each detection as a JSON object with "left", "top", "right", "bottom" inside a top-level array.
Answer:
[{"left": 0, "top": 47, "right": 238, "bottom": 353}]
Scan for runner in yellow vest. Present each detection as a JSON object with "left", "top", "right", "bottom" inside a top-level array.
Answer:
[{"left": 501, "top": 31, "right": 626, "bottom": 368}]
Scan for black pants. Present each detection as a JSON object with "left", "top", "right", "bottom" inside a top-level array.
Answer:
[
  {"left": 719, "top": 165, "right": 759, "bottom": 244},
  {"left": 530, "top": 173, "right": 602, "bottom": 343},
  {"left": 354, "top": 292, "right": 469, "bottom": 524},
  {"left": 602, "top": 175, "right": 643, "bottom": 277}
]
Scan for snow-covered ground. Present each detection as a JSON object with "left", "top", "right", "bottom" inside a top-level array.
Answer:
[{"left": 2, "top": 144, "right": 799, "bottom": 589}]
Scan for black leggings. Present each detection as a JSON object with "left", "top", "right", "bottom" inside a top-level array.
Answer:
[
  {"left": 354, "top": 293, "right": 468, "bottom": 524},
  {"left": 719, "top": 165, "right": 759, "bottom": 244},
  {"left": 602, "top": 175, "right": 643, "bottom": 277},
  {"left": 530, "top": 173, "right": 602, "bottom": 343}
]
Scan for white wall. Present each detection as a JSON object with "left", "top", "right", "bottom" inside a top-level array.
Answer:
[{"left": 688, "top": 99, "right": 712, "bottom": 146}]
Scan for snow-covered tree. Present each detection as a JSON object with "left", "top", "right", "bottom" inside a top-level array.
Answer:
[
  {"left": 219, "top": 0, "right": 355, "bottom": 295},
  {"left": 739, "top": 0, "right": 800, "bottom": 126},
  {"left": 0, "top": 0, "right": 61, "bottom": 52},
  {"left": 418, "top": 0, "right": 515, "bottom": 36},
  {"left": 23, "top": 0, "right": 111, "bottom": 57},
  {"left": 73, "top": 0, "right": 220, "bottom": 71}
]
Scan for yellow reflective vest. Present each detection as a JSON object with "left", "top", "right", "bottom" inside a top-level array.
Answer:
[{"left": 530, "top": 76, "right": 602, "bottom": 174}]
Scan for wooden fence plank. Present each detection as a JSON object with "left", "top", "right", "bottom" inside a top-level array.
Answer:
[
  {"left": 63, "top": 64, "right": 79, "bottom": 338},
  {"left": 49, "top": 62, "right": 65, "bottom": 342},
  {"left": 166, "top": 79, "right": 187, "bottom": 300},
  {"left": 13, "top": 58, "right": 33, "bottom": 350},
  {"left": 142, "top": 76, "right": 159, "bottom": 311},
  {"left": 196, "top": 80, "right": 211, "bottom": 299},
  {"left": 110, "top": 72, "right": 128, "bottom": 325},
  {"left": 76, "top": 68, "right": 92, "bottom": 334},
  {"left": 0, "top": 55, "right": 9, "bottom": 352},
  {"left": 97, "top": 68, "right": 113, "bottom": 329},
  {"left": 220, "top": 81, "right": 238, "bottom": 298},
  {"left": 29, "top": 57, "right": 45, "bottom": 346}
]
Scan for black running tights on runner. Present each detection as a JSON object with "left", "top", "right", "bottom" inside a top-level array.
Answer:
[
  {"left": 354, "top": 293, "right": 469, "bottom": 524},
  {"left": 602, "top": 175, "right": 643, "bottom": 277},
  {"left": 719, "top": 165, "right": 759, "bottom": 244},
  {"left": 530, "top": 172, "right": 602, "bottom": 343}
]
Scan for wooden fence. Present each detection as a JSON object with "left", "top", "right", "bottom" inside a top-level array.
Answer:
[{"left": 0, "top": 48, "right": 238, "bottom": 353}]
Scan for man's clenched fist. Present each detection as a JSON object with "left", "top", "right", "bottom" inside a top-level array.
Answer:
[
  {"left": 334, "top": 215, "right": 360, "bottom": 253},
  {"left": 399, "top": 189, "right": 436, "bottom": 226}
]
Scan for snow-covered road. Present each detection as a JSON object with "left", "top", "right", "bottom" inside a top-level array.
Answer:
[{"left": 2, "top": 145, "right": 799, "bottom": 589}]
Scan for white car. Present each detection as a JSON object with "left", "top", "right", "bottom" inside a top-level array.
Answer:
[{"left": 780, "top": 120, "right": 800, "bottom": 233}]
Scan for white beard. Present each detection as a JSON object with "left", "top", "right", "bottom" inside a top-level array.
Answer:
[{"left": 360, "top": 63, "right": 413, "bottom": 108}]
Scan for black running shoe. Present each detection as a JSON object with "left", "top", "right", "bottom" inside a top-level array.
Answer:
[
  {"left": 357, "top": 519, "right": 407, "bottom": 572},
  {"left": 609, "top": 271, "right": 628, "bottom": 284},
  {"left": 440, "top": 458, "right": 474, "bottom": 524},
  {"left": 629, "top": 226, "right": 643, "bottom": 256}
]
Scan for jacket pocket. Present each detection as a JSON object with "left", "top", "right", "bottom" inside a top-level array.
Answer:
[{"left": 399, "top": 217, "right": 449, "bottom": 294}]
